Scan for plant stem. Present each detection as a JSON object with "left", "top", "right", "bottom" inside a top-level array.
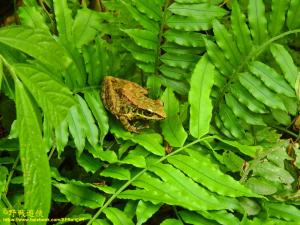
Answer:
[
  {"left": 87, "top": 136, "right": 215, "bottom": 225},
  {"left": 4, "top": 154, "right": 20, "bottom": 195}
]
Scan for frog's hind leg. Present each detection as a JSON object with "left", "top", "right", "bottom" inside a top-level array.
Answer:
[{"left": 119, "top": 116, "right": 139, "bottom": 133}]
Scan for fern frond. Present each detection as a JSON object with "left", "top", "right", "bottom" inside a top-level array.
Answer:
[{"left": 287, "top": 0, "right": 300, "bottom": 30}]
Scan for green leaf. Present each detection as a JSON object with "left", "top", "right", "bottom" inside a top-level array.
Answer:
[
  {"left": 16, "top": 78, "right": 51, "bottom": 222},
  {"left": 268, "top": 0, "right": 290, "bottom": 36},
  {"left": 231, "top": 0, "right": 252, "bottom": 55},
  {"left": 72, "top": 8, "right": 102, "bottom": 48},
  {"left": 168, "top": 3, "right": 227, "bottom": 19},
  {"left": 180, "top": 210, "right": 216, "bottom": 225},
  {"left": 134, "top": 0, "right": 162, "bottom": 21},
  {"left": 160, "top": 53, "right": 198, "bottom": 70},
  {"left": 76, "top": 151, "right": 102, "bottom": 173},
  {"left": 164, "top": 30, "right": 205, "bottom": 47},
  {"left": 103, "top": 207, "right": 134, "bottom": 225},
  {"left": 219, "top": 104, "right": 245, "bottom": 139},
  {"left": 14, "top": 63, "right": 76, "bottom": 128},
  {"left": 230, "top": 82, "right": 268, "bottom": 114},
  {"left": 0, "top": 201, "right": 10, "bottom": 225},
  {"left": 123, "top": 29, "right": 157, "bottom": 50},
  {"left": 253, "top": 161, "right": 294, "bottom": 184},
  {"left": 100, "top": 165, "right": 131, "bottom": 180},
  {"left": 271, "top": 109, "right": 291, "bottom": 125},
  {"left": 287, "top": 0, "right": 300, "bottom": 30},
  {"left": 200, "top": 210, "right": 240, "bottom": 225},
  {"left": 270, "top": 43, "right": 298, "bottom": 87},
  {"left": 53, "top": 0, "right": 74, "bottom": 45},
  {"left": 161, "top": 88, "right": 187, "bottom": 147},
  {"left": 249, "top": 61, "right": 295, "bottom": 97},
  {"left": 68, "top": 106, "right": 86, "bottom": 154},
  {"left": 0, "top": 26, "right": 71, "bottom": 70},
  {"left": 167, "top": 15, "right": 215, "bottom": 31},
  {"left": 0, "top": 59, "right": 3, "bottom": 91},
  {"left": 248, "top": 0, "right": 268, "bottom": 45},
  {"left": 168, "top": 153, "right": 260, "bottom": 197},
  {"left": 18, "top": 6, "right": 49, "bottom": 31},
  {"left": 205, "top": 39, "right": 233, "bottom": 76},
  {"left": 0, "top": 138, "right": 19, "bottom": 151},
  {"left": 189, "top": 55, "right": 215, "bottom": 139},
  {"left": 213, "top": 20, "right": 241, "bottom": 66},
  {"left": 84, "top": 90, "right": 109, "bottom": 145},
  {"left": 239, "top": 72, "right": 286, "bottom": 111},
  {"left": 264, "top": 202, "right": 300, "bottom": 221},
  {"left": 54, "top": 183, "right": 105, "bottom": 209},
  {"left": 160, "top": 219, "right": 183, "bottom": 225},
  {"left": 76, "top": 95, "right": 99, "bottom": 147},
  {"left": 110, "top": 123, "right": 165, "bottom": 156},
  {"left": 136, "top": 201, "right": 161, "bottom": 225},
  {"left": 245, "top": 177, "right": 277, "bottom": 195},
  {"left": 123, "top": 2, "right": 159, "bottom": 33},
  {"left": 55, "top": 119, "right": 69, "bottom": 157},
  {"left": 225, "top": 94, "right": 266, "bottom": 126}
]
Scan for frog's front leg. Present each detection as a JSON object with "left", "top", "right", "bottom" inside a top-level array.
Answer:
[{"left": 119, "top": 116, "right": 138, "bottom": 133}]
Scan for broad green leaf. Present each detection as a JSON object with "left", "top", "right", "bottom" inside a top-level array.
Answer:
[
  {"left": 76, "top": 151, "right": 102, "bottom": 173},
  {"left": 53, "top": 0, "right": 74, "bottom": 45},
  {"left": 68, "top": 106, "right": 85, "bottom": 154},
  {"left": 72, "top": 8, "right": 102, "bottom": 48},
  {"left": 123, "top": 29, "right": 157, "bottom": 50},
  {"left": 164, "top": 30, "right": 205, "bottom": 47},
  {"left": 160, "top": 53, "right": 198, "bottom": 70},
  {"left": 264, "top": 202, "right": 300, "bottom": 221},
  {"left": 16, "top": 78, "right": 51, "bottom": 223},
  {"left": 161, "top": 88, "right": 187, "bottom": 147},
  {"left": 268, "top": 0, "right": 290, "bottom": 36},
  {"left": 245, "top": 177, "right": 277, "bottom": 195},
  {"left": 248, "top": 0, "right": 268, "bottom": 45},
  {"left": 148, "top": 163, "right": 236, "bottom": 210},
  {"left": 123, "top": 42, "right": 155, "bottom": 64},
  {"left": 253, "top": 161, "right": 294, "bottom": 184},
  {"left": 225, "top": 94, "right": 266, "bottom": 126},
  {"left": 136, "top": 201, "right": 161, "bottom": 225},
  {"left": 18, "top": 6, "right": 49, "bottom": 31},
  {"left": 200, "top": 210, "right": 240, "bottom": 225},
  {"left": 189, "top": 55, "right": 214, "bottom": 139},
  {"left": 54, "top": 183, "right": 105, "bottom": 209},
  {"left": 271, "top": 109, "right": 291, "bottom": 125},
  {"left": 167, "top": 15, "right": 215, "bottom": 31},
  {"left": 249, "top": 61, "right": 295, "bottom": 97},
  {"left": 205, "top": 39, "right": 233, "bottom": 76},
  {"left": 86, "top": 145, "right": 118, "bottom": 164},
  {"left": 134, "top": 0, "right": 162, "bottom": 21},
  {"left": 110, "top": 122, "right": 165, "bottom": 156},
  {"left": 213, "top": 20, "right": 241, "bottom": 66},
  {"left": 84, "top": 90, "right": 109, "bottom": 145},
  {"left": 14, "top": 63, "right": 76, "bottom": 128},
  {"left": 270, "top": 43, "right": 298, "bottom": 87},
  {"left": 230, "top": 82, "right": 268, "bottom": 114},
  {"left": 123, "top": 2, "right": 159, "bottom": 33},
  {"left": 169, "top": 3, "right": 227, "bottom": 19},
  {"left": 215, "top": 136, "right": 259, "bottom": 157},
  {"left": 239, "top": 72, "right": 286, "bottom": 111},
  {"left": 219, "top": 104, "right": 245, "bottom": 139},
  {"left": 287, "top": 0, "right": 300, "bottom": 29},
  {"left": 179, "top": 210, "right": 216, "bottom": 225},
  {"left": 100, "top": 166, "right": 131, "bottom": 180},
  {"left": 231, "top": 0, "right": 252, "bottom": 55},
  {"left": 168, "top": 153, "right": 260, "bottom": 197},
  {"left": 103, "top": 207, "right": 134, "bottom": 225},
  {"left": 0, "top": 26, "right": 71, "bottom": 70},
  {"left": 76, "top": 95, "right": 99, "bottom": 147},
  {"left": 160, "top": 219, "right": 183, "bottom": 225},
  {"left": 55, "top": 119, "right": 69, "bottom": 157}
]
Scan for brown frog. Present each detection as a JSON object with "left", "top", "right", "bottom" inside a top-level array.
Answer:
[{"left": 101, "top": 76, "right": 166, "bottom": 132}]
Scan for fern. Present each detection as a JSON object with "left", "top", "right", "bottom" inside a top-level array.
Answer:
[{"left": 206, "top": 0, "right": 300, "bottom": 141}]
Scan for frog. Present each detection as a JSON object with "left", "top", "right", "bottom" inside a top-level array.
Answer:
[{"left": 101, "top": 76, "right": 166, "bottom": 132}]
